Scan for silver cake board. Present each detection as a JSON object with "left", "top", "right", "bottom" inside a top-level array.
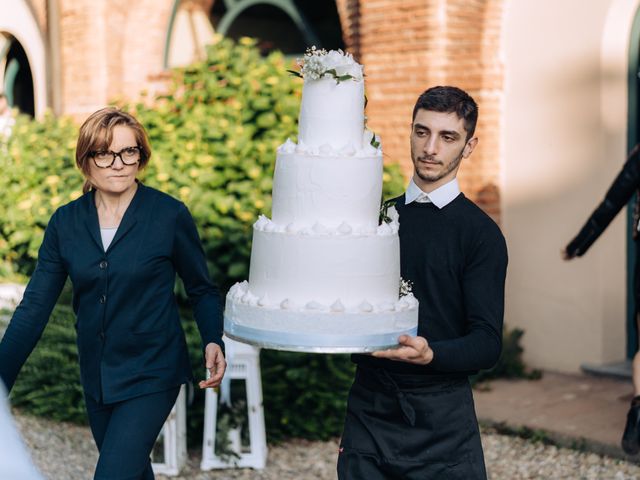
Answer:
[{"left": 224, "top": 323, "right": 418, "bottom": 354}]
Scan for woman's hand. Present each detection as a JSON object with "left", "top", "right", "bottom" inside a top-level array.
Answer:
[
  {"left": 371, "top": 335, "right": 434, "bottom": 365},
  {"left": 199, "top": 342, "right": 226, "bottom": 389}
]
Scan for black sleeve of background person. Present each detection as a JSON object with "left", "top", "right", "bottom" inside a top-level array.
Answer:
[{"left": 565, "top": 147, "right": 640, "bottom": 257}]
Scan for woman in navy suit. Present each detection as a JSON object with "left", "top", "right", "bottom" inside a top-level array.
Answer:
[{"left": 0, "top": 107, "right": 226, "bottom": 479}]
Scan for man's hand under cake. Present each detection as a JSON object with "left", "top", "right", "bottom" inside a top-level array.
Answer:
[
  {"left": 372, "top": 335, "right": 434, "bottom": 365},
  {"left": 199, "top": 342, "right": 227, "bottom": 389}
]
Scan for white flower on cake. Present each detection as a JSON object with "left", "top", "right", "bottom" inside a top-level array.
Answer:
[
  {"left": 291, "top": 46, "right": 364, "bottom": 83},
  {"left": 399, "top": 278, "right": 414, "bottom": 298}
]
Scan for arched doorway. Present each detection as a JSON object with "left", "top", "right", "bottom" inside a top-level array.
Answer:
[
  {"left": 0, "top": 0, "right": 46, "bottom": 117},
  {"left": 1, "top": 34, "right": 34, "bottom": 116}
]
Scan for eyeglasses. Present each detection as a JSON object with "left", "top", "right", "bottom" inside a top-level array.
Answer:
[{"left": 90, "top": 146, "right": 142, "bottom": 168}]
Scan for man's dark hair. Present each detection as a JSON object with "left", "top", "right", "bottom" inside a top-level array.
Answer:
[{"left": 412, "top": 86, "right": 478, "bottom": 140}]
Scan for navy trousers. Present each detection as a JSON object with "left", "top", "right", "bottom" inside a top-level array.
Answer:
[
  {"left": 84, "top": 386, "right": 181, "bottom": 480},
  {"left": 338, "top": 366, "right": 487, "bottom": 479}
]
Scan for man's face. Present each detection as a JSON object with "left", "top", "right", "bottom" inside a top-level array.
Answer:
[{"left": 410, "top": 109, "right": 477, "bottom": 191}]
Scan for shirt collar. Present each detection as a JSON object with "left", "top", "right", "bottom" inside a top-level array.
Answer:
[{"left": 405, "top": 177, "right": 460, "bottom": 209}]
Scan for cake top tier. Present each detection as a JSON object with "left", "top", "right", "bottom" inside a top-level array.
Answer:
[{"left": 295, "top": 48, "right": 367, "bottom": 152}]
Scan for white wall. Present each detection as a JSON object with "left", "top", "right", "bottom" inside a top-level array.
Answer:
[{"left": 502, "top": 0, "right": 639, "bottom": 371}]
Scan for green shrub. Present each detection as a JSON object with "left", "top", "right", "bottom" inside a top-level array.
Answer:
[
  {"left": 0, "top": 114, "right": 81, "bottom": 279},
  {"left": 261, "top": 351, "right": 355, "bottom": 442}
]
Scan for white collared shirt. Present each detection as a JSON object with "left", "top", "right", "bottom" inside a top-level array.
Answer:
[{"left": 405, "top": 177, "right": 460, "bottom": 209}]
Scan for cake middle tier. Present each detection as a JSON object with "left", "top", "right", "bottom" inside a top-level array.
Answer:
[
  {"left": 298, "top": 76, "right": 365, "bottom": 150},
  {"left": 271, "top": 149, "right": 383, "bottom": 229},
  {"left": 249, "top": 227, "right": 400, "bottom": 308}
]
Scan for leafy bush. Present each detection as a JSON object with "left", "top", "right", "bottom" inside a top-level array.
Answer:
[
  {"left": 0, "top": 114, "right": 81, "bottom": 278},
  {"left": 261, "top": 351, "right": 355, "bottom": 442},
  {"left": 1, "top": 36, "right": 407, "bottom": 441}
]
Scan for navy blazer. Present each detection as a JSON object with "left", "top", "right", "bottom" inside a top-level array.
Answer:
[{"left": 0, "top": 183, "right": 223, "bottom": 403}]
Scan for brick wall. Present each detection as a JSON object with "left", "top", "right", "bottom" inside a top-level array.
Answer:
[
  {"left": 57, "top": 0, "right": 174, "bottom": 118},
  {"left": 336, "top": 0, "right": 504, "bottom": 223}
]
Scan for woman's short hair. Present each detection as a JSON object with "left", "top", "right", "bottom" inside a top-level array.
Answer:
[{"left": 76, "top": 107, "right": 151, "bottom": 192}]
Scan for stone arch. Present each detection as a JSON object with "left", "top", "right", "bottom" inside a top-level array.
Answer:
[
  {"left": 166, "top": 0, "right": 347, "bottom": 66},
  {"left": 213, "top": 0, "right": 322, "bottom": 53},
  {"left": 0, "top": 0, "right": 46, "bottom": 116}
]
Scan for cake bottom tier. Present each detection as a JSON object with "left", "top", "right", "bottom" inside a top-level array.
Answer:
[{"left": 224, "top": 295, "right": 419, "bottom": 353}]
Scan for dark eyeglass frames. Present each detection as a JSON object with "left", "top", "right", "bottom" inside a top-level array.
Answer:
[{"left": 90, "top": 146, "right": 142, "bottom": 168}]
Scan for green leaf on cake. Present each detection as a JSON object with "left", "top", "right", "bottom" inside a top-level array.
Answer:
[
  {"left": 370, "top": 131, "right": 381, "bottom": 149},
  {"left": 286, "top": 69, "right": 303, "bottom": 79},
  {"left": 335, "top": 74, "right": 354, "bottom": 83},
  {"left": 323, "top": 69, "right": 355, "bottom": 84}
]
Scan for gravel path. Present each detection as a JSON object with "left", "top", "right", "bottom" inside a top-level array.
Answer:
[{"left": 11, "top": 410, "right": 640, "bottom": 479}]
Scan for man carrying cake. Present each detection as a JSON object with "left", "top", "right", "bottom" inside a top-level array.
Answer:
[{"left": 338, "top": 86, "right": 508, "bottom": 479}]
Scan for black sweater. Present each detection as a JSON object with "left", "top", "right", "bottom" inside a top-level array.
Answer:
[{"left": 354, "top": 193, "right": 508, "bottom": 376}]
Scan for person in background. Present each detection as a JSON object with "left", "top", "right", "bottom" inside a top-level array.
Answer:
[
  {"left": 0, "top": 107, "right": 226, "bottom": 479},
  {"left": 338, "top": 86, "right": 508, "bottom": 479},
  {"left": 563, "top": 143, "right": 640, "bottom": 455}
]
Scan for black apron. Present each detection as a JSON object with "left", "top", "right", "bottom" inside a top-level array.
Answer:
[{"left": 338, "top": 366, "right": 487, "bottom": 480}]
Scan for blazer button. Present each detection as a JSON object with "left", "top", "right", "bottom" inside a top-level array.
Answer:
[
  {"left": 99, "top": 295, "right": 106, "bottom": 304},
  {"left": 99, "top": 260, "right": 108, "bottom": 269},
  {"left": 99, "top": 332, "right": 105, "bottom": 341}
]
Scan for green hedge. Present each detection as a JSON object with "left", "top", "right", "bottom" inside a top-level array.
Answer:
[{"left": 1, "top": 37, "right": 407, "bottom": 441}]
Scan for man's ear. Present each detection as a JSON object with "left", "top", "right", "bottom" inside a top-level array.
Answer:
[{"left": 463, "top": 137, "right": 478, "bottom": 158}]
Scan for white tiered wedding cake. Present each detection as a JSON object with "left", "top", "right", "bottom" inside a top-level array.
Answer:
[{"left": 224, "top": 48, "right": 418, "bottom": 352}]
